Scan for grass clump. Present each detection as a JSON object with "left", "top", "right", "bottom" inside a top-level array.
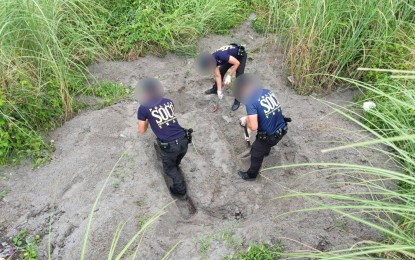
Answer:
[
  {"left": 11, "top": 228, "right": 41, "bottom": 260},
  {"left": 99, "top": 0, "right": 249, "bottom": 59},
  {"left": 0, "top": 0, "right": 106, "bottom": 164},
  {"left": 225, "top": 242, "right": 284, "bottom": 260},
  {"left": 251, "top": 0, "right": 415, "bottom": 94},
  {"left": 83, "top": 82, "right": 133, "bottom": 108}
]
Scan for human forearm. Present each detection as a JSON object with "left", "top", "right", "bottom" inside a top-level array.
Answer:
[
  {"left": 138, "top": 120, "right": 149, "bottom": 134},
  {"left": 246, "top": 116, "right": 258, "bottom": 131},
  {"left": 216, "top": 75, "right": 222, "bottom": 91},
  {"left": 228, "top": 64, "right": 239, "bottom": 77}
]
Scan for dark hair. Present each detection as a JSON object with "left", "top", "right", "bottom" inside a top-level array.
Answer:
[
  {"left": 234, "top": 74, "right": 255, "bottom": 90},
  {"left": 198, "top": 53, "right": 216, "bottom": 70},
  {"left": 140, "top": 78, "right": 161, "bottom": 93}
]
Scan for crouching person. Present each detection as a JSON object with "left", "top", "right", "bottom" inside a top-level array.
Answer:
[
  {"left": 137, "top": 78, "right": 190, "bottom": 197},
  {"left": 234, "top": 75, "right": 289, "bottom": 181}
]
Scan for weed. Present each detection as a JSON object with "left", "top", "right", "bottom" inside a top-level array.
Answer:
[
  {"left": 137, "top": 215, "right": 150, "bottom": 229},
  {"left": 226, "top": 242, "right": 284, "bottom": 260},
  {"left": 213, "top": 224, "right": 243, "bottom": 251},
  {"left": 0, "top": 188, "right": 9, "bottom": 200},
  {"left": 333, "top": 218, "right": 348, "bottom": 232},
  {"left": 198, "top": 236, "right": 213, "bottom": 259},
  {"left": 83, "top": 82, "right": 132, "bottom": 108},
  {"left": 12, "top": 228, "right": 41, "bottom": 260}
]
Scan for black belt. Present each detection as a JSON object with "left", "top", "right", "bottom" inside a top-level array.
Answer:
[
  {"left": 158, "top": 134, "right": 186, "bottom": 146},
  {"left": 271, "top": 126, "right": 288, "bottom": 136},
  {"left": 258, "top": 126, "right": 288, "bottom": 140}
]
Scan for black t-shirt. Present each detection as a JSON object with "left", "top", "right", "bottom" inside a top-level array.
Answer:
[{"left": 212, "top": 45, "right": 239, "bottom": 66}]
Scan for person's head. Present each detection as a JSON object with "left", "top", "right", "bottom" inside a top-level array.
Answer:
[
  {"left": 233, "top": 74, "right": 262, "bottom": 104},
  {"left": 197, "top": 53, "right": 216, "bottom": 72},
  {"left": 135, "top": 77, "right": 164, "bottom": 106}
]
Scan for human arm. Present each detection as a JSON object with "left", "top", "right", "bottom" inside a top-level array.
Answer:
[
  {"left": 246, "top": 115, "right": 258, "bottom": 131},
  {"left": 224, "top": 56, "right": 240, "bottom": 86},
  {"left": 240, "top": 114, "right": 258, "bottom": 131},
  {"left": 214, "top": 66, "right": 222, "bottom": 92},
  {"left": 138, "top": 119, "right": 149, "bottom": 134},
  {"left": 227, "top": 56, "right": 240, "bottom": 77}
]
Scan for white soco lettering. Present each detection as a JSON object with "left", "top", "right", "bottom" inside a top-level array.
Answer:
[
  {"left": 260, "top": 93, "right": 280, "bottom": 113},
  {"left": 150, "top": 102, "right": 176, "bottom": 127}
]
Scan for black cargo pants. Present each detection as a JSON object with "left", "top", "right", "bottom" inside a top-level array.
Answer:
[
  {"left": 160, "top": 137, "right": 189, "bottom": 195},
  {"left": 247, "top": 130, "right": 287, "bottom": 178}
]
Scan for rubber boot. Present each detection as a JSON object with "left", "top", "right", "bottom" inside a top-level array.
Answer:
[
  {"left": 205, "top": 85, "right": 217, "bottom": 95},
  {"left": 238, "top": 171, "right": 256, "bottom": 181},
  {"left": 231, "top": 99, "right": 240, "bottom": 111}
]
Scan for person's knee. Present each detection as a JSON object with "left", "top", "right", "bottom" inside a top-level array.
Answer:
[{"left": 250, "top": 146, "right": 266, "bottom": 158}]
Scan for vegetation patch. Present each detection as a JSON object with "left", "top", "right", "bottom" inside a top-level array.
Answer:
[
  {"left": 225, "top": 241, "right": 284, "bottom": 260},
  {"left": 250, "top": 0, "right": 415, "bottom": 94},
  {"left": 99, "top": 0, "right": 249, "bottom": 59}
]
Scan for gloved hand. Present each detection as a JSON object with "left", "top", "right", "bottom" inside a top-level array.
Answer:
[
  {"left": 217, "top": 90, "right": 224, "bottom": 100},
  {"left": 224, "top": 75, "right": 232, "bottom": 86},
  {"left": 239, "top": 116, "right": 247, "bottom": 127}
]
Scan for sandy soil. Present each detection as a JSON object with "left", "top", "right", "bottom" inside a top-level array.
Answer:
[{"left": 0, "top": 17, "right": 394, "bottom": 259}]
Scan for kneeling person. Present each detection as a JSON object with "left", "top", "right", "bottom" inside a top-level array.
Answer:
[
  {"left": 137, "top": 78, "right": 189, "bottom": 196},
  {"left": 235, "top": 75, "right": 288, "bottom": 180}
]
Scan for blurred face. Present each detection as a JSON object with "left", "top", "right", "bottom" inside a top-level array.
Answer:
[
  {"left": 134, "top": 78, "right": 164, "bottom": 106},
  {"left": 233, "top": 75, "right": 263, "bottom": 104},
  {"left": 241, "top": 83, "right": 255, "bottom": 100}
]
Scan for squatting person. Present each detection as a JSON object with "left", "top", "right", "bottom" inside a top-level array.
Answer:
[
  {"left": 235, "top": 75, "right": 289, "bottom": 180},
  {"left": 137, "top": 78, "right": 191, "bottom": 196},
  {"left": 199, "top": 43, "right": 247, "bottom": 111}
]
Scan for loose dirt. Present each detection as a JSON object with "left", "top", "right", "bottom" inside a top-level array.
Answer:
[{"left": 0, "top": 17, "right": 394, "bottom": 259}]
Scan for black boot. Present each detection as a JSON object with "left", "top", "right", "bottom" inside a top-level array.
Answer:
[
  {"left": 231, "top": 99, "right": 240, "bottom": 111},
  {"left": 170, "top": 187, "right": 187, "bottom": 199},
  {"left": 238, "top": 171, "right": 256, "bottom": 181},
  {"left": 205, "top": 86, "right": 217, "bottom": 95}
]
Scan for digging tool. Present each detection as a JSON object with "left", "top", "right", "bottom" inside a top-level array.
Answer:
[
  {"left": 243, "top": 124, "right": 251, "bottom": 147},
  {"left": 239, "top": 116, "right": 251, "bottom": 147}
]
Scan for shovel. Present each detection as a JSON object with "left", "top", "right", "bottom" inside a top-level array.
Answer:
[{"left": 243, "top": 124, "right": 251, "bottom": 148}]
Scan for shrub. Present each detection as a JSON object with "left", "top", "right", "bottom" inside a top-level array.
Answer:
[
  {"left": 100, "top": 0, "right": 248, "bottom": 59},
  {"left": 0, "top": 0, "right": 106, "bottom": 163}
]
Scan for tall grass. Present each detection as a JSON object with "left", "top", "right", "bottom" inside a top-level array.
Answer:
[
  {"left": 0, "top": 0, "right": 106, "bottom": 163},
  {"left": 263, "top": 75, "right": 415, "bottom": 259},
  {"left": 251, "top": 0, "right": 415, "bottom": 94},
  {"left": 100, "top": 0, "right": 248, "bottom": 59},
  {"left": 1, "top": 0, "right": 249, "bottom": 164}
]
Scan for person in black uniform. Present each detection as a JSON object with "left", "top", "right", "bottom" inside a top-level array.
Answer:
[
  {"left": 137, "top": 78, "right": 190, "bottom": 196},
  {"left": 234, "top": 75, "right": 289, "bottom": 180},
  {"left": 199, "top": 43, "right": 247, "bottom": 111}
]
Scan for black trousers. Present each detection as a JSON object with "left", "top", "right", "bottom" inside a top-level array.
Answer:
[
  {"left": 213, "top": 53, "right": 247, "bottom": 93},
  {"left": 247, "top": 131, "right": 286, "bottom": 178},
  {"left": 160, "top": 138, "right": 189, "bottom": 195}
]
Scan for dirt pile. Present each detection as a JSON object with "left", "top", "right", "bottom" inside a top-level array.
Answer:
[{"left": 0, "top": 18, "right": 393, "bottom": 259}]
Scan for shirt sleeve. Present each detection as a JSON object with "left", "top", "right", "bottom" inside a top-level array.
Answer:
[
  {"left": 137, "top": 106, "right": 147, "bottom": 121},
  {"left": 246, "top": 103, "right": 258, "bottom": 115},
  {"left": 217, "top": 52, "right": 231, "bottom": 64}
]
